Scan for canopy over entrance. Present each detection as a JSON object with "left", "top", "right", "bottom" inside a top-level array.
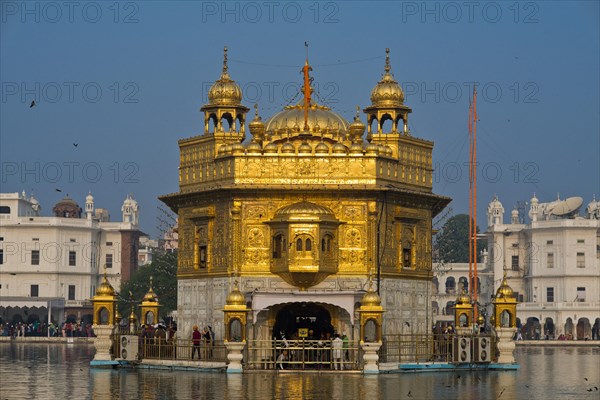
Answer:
[{"left": 251, "top": 291, "right": 360, "bottom": 325}]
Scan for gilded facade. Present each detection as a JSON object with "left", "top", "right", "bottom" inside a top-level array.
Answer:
[{"left": 160, "top": 47, "right": 451, "bottom": 341}]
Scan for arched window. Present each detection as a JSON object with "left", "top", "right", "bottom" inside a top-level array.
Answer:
[
  {"left": 98, "top": 307, "right": 109, "bottom": 325},
  {"left": 445, "top": 277, "right": 456, "bottom": 294},
  {"left": 305, "top": 238, "right": 312, "bottom": 251},
  {"left": 321, "top": 238, "right": 326, "bottom": 251},
  {"left": 296, "top": 238, "right": 303, "bottom": 252},
  {"left": 273, "top": 234, "right": 284, "bottom": 259}
]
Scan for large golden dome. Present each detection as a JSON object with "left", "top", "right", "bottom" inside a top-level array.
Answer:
[
  {"left": 207, "top": 47, "right": 243, "bottom": 106},
  {"left": 370, "top": 48, "right": 404, "bottom": 107},
  {"left": 265, "top": 103, "right": 349, "bottom": 138}
]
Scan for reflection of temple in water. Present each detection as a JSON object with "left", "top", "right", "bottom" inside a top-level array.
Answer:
[{"left": 160, "top": 47, "right": 451, "bottom": 342}]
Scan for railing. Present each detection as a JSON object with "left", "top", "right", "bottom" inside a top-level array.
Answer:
[
  {"left": 112, "top": 334, "right": 227, "bottom": 362},
  {"left": 379, "top": 333, "right": 496, "bottom": 364},
  {"left": 245, "top": 339, "right": 362, "bottom": 370},
  {"left": 140, "top": 338, "right": 227, "bottom": 362}
]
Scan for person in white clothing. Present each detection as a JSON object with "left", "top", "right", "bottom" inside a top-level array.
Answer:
[{"left": 332, "top": 334, "right": 343, "bottom": 370}]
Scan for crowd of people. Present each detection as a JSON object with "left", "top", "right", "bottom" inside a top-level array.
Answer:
[
  {"left": 0, "top": 321, "right": 95, "bottom": 338},
  {"left": 273, "top": 330, "right": 351, "bottom": 370}
]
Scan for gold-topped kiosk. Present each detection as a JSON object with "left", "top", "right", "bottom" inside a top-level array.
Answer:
[
  {"left": 223, "top": 276, "right": 250, "bottom": 373},
  {"left": 91, "top": 269, "right": 117, "bottom": 362},
  {"left": 140, "top": 276, "right": 160, "bottom": 326},
  {"left": 454, "top": 289, "right": 473, "bottom": 329},
  {"left": 493, "top": 271, "right": 517, "bottom": 329},
  {"left": 492, "top": 270, "right": 518, "bottom": 364},
  {"left": 358, "top": 276, "right": 384, "bottom": 374}
]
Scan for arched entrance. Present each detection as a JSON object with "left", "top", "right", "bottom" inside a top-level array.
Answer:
[
  {"left": 524, "top": 317, "right": 541, "bottom": 340},
  {"left": 273, "top": 303, "right": 334, "bottom": 340},
  {"left": 592, "top": 318, "right": 600, "bottom": 340},
  {"left": 576, "top": 318, "right": 591, "bottom": 340},
  {"left": 565, "top": 318, "right": 574, "bottom": 339},
  {"left": 543, "top": 317, "right": 555, "bottom": 339}
]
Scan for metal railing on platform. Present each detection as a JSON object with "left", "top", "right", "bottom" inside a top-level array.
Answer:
[
  {"left": 112, "top": 334, "right": 227, "bottom": 362},
  {"left": 379, "top": 333, "right": 496, "bottom": 364},
  {"left": 245, "top": 339, "right": 362, "bottom": 370}
]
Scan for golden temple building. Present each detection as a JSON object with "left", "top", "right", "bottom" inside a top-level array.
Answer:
[{"left": 160, "top": 47, "right": 451, "bottom": 342}]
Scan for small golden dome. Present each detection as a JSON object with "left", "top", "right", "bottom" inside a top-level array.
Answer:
[
  {"left": 129, "top": 309, "right": 137, "bottom": 323},
  {"left": 332, "top": 143, "right": 347, "bottom": 155},
  {"left": 207, "top": 47, "right": 243, "bottom": 106},
  {"left": 264, "top": 142, "right": 278, "bottom": 154},
  {"left": 456, "top": 290, "right": 471, "bottom": 305},
  {"left": 315, "top": 142, "right": 329, "bottom": 154},
  {"left": 115, "top": 310, "right": 122, "bottom": 322},
  {"left": 361, "top": 285, "right": 381, "bottom": 307},
  {"left": 281, "top": 142, "right": 295, "bottom": 154},
  {"left": 275, "top": 201, "right": 335, "bottom": 220},
  {"left": 348, "top": 107, "right": 366, "bottom": 139},
  {"left": 231, "top": 142, "right": 245, "bottom": 154},
  {"left": 477, "top": 315, "right": 485, "bottom": 325},
  {"left": 370, "top": 48, "right": 404, "bottom": 107},
  {"left": 365, "top": 143, "right": 379, "bottom": 155},
  {"left": 96, "top": 275, "right": 115, "bottom": 297},
  {"left": 350, "top": 143, "right": 364, "bottom": 155},
  {"left": 226, "top": 283, "right": 246, "bottom": 306},
  {"left": 143, "top": 286, "right": 158, "bottom": 303},
  {"left": 298, "top": 142, "right": 312, "bottom": 154},
  {"left": 496, "top": 273, "right": 515, "bottom": 298},
  {"left": 249, "top": 104, "right": 266, "bottom": 138},
  {"left": 246, "top": 141, "right": 262, "bottom": 154}
]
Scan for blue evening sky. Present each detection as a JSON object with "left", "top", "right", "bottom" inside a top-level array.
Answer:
[{"left": 1, "top": 1, "right": 599, "bottom": 237}]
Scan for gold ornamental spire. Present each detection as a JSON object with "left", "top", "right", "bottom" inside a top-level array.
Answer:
[
  {"left": 301, "top": 42, "right": 313, "bottom": 131},
  {"left": 384, "top": 47, "right": 391, "bottom": 74},
  {"left": 221, "top": 46, "right": 230, "bottom": 79}
]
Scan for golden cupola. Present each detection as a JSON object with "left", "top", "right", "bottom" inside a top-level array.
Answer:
[
  {"left": 207, "top": 46, "right": 243, "bottom": 106},
  {"left": 495, "top": 272, "right": 515, "bottom": 299},
  {"left": 96, "top": 274, "right": 115, "bottom": 297},
  {"left": 348, "top": 106, "right": 366, "bottom": 141},
  {"left": 201, "top": 46, "right": 249, "bottom": 136},
  {"left": 456, "top": 289, "right": 471, "bottom": 304},
  {"left": 370, "top": 49, "right": 404, "bottom": 107},
  {"left": 226, "top": 280, "right": 246, "bottom": 307},
  {"left": 364, "top": 48, "right": 412, "bottom": 135}
]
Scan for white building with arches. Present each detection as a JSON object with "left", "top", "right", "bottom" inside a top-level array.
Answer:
[
  {"left": 485, "top": 194, "right": 600, "bottom": 340},
  {"left": 0, "top": 191, "right": 145, "bottom": 325}
]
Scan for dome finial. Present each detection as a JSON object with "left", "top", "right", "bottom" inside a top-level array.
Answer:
[
  {"left": 254, "top": 103, "right": 259, "bottom": 118},
  {"left": 222, "top": 46, "right": 228, "bottom": 75},
  {"left": 385, "top": 48, "right": 391, "bottom": 74},
  {"left": 355, "top": 105, "right": 361, "bottom": 120}
]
